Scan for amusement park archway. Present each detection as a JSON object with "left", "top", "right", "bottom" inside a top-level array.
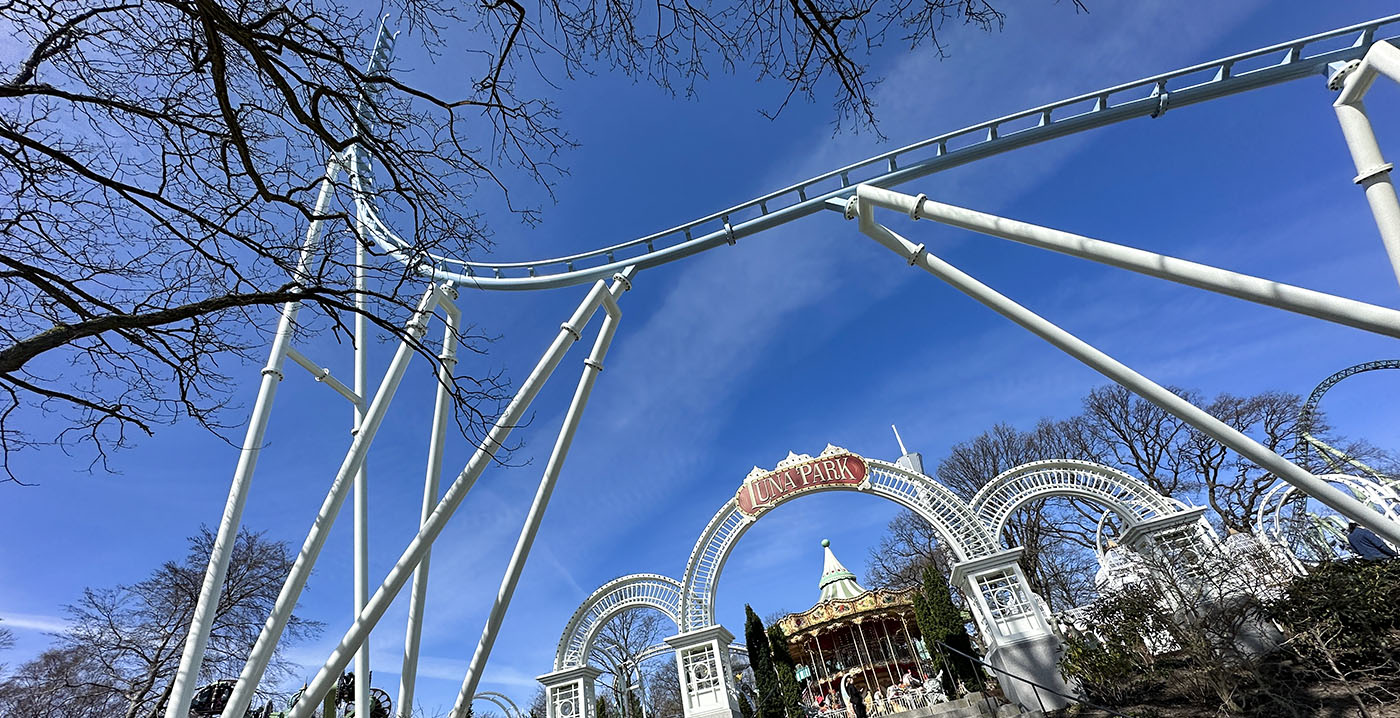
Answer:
[
  {"left": 157, "top": 15, "right": 1400, "bottom": 718},
  {"left": 542, "top": 448, "right": 1215, "bottom": 718}
]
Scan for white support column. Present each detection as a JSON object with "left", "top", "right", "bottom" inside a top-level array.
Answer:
[
  {"left": 665, "top": 626, "right": 742, "bottom": 718},
  {"left": 353, "top": 215, "right": 372, "bottom": 718},
  {"left": 223, "top": 285, "right": 441, "bottom": 718},
  {"left": 1334, "top": 42, "right": 1400, "bottom": 288},
  {"left": 164, "top": 156, "right": 342, "bottom": 718},
  {"left": 540, "top": 666, "right": 603, "bottom": 718},
  {"left": 398, "top": 286, "right": 461, "bottom": 718},
  {"left": 852, "top": 185, "right": 1400, "bottom": 339},
  {"left": 949, "top": 549, "right": 1069, "bottom": 711},
  {"left": 853, "top": 190, "right": 1400, "bottom": 548},
  {"left": 448, "top": 272, "right": 632, "bottom": 717},
  {"left": 282, "top": 271, "right": 636, "bottom": 718}
]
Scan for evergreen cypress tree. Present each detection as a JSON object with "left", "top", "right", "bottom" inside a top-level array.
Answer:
[
  {"left": 765, "top": 623, "right": 805, "bottom": 718},
  {"left": 744, "top": 605, "right": 785, "bottom": 718},
  {"left": 596, "top": 696, "right": 612, "bottom": 718},
  {"left": 920, "top": 566, "right": 983, "bottom": 693},
  {"left": 739, "top": 693, "right": 756, "bottom": 718},
  {"left": 626, "top": 690, "right": 645, "bottom": 718},
  {"left": 910, "top": 590, "right": 948, "bottom": 694}
]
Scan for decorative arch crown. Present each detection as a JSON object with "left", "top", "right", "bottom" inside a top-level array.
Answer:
[
  {"left": 968, "top": 459, "right": 1177, "bottom": 541},
  {"left": 553, "top": 573, "right": 683, "bottom": 671},
  {"left": 677, "top": 445, "right": 999, "bottom": 631}
]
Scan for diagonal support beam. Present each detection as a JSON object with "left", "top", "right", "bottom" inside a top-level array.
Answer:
[
  {"left": 449, "top": 271, "right": 630, "bottom": 718},
  {"left": 397, "top": 286, "right": 462, "bottom": 718},
  {"left": 852, "top": 191, "right": 1400, "bottom": 547},
  {"left": 282, "top": 268, "right": 638, "bottom": 718},
  {"left": 223, "top": 284, "right": 442, "bottom": 718},
  {"left": 853, "top": 185, "right": 1400, "bottom": 339},
  {"left": 164, "top": 155, "right": 344, "bottom": 718}
]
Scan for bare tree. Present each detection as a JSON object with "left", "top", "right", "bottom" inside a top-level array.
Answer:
[
  {"left": 865, "top": 510, "right": 952, "bottom": 589},
  {"left": 1, "top": 0, "right": 1084, "bottom": 483},
  {"left": 644, "top": 658, "right": 683, "bottom": 718},
  {"left": 528, "top": 686, "right": 548, "bottom": 718},
  {"left": 1076, "top": 385, "right": 1200, "bottom": 496},
  {"left": 0, "top": 644, "right": 127, "bottom": 718},
  {"left": 1187, "top": 391, "right": 1399, "bottom": 533},
  {"left": 592, "top": 608, "right": 667, "bottom": 715},
  {"left": 935, "top": 421, "right": 1101, "bottom": 609},
  {"left": 0, "top": 527, "right": 319, "bottom": 718}
]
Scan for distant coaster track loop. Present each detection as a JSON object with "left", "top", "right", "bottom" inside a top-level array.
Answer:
[
  {"left": 1294, "top": 360, "right": 1400, "bottom": 476},
  {"left": 348, "top": 16, "right": 1400, "bottom": 291}
]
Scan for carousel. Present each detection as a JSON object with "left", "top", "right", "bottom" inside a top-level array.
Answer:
[{"left": 775, "top": 541, "right": 947, "bottom": 717}]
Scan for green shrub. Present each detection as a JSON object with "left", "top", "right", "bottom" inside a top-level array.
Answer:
[{"left": 1269, "top": 559, "right": 1400, "bottom": 664}]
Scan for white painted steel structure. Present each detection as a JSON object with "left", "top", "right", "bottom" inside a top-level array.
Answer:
[
  {"left": 163, "top": 14, "right": 1400, "bottom": 718},
  {"left": 1256, "top": 473, "right": 1400, "bottom": 563}
]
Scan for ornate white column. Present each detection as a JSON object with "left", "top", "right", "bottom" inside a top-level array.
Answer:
[
  {"left": 1119, "top": 507, "right": 1216, "bottom": 578},
  {"left": 538, "top": 666, "right": 603, "bottom": 718},
  {"left": 665, "top": 626, "right": 742, "bottom": 718},
  {"left": 949, "top": 548, "right": 1072, "bottom": 711}
]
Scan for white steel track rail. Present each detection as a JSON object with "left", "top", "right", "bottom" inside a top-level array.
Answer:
[{"left": 348, "top": 16, "right": 1400, "bottom": 290}]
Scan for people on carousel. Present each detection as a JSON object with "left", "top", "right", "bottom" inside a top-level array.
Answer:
[{"left": 1347, "top": 521, "right": 1398, "bottom": 560}]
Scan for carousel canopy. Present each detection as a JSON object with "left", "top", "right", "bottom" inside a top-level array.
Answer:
[{"left": 818, "top": 539, "right": 866, "bottom": 602}]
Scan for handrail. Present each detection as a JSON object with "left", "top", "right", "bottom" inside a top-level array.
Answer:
[
  {"left": 932, "top": 640, "right": 1131, "bottom": 717},
  {"left": 348, "top": 14, "right": 1400, "bottom": 290}
]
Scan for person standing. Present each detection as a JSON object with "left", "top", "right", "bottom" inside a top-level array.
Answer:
[
  {"left": 841, "top": 676, "right": 866, "bottom": 718},
  {"left": 1346, "top": 522, "right": 1398, "bottom": 560}
]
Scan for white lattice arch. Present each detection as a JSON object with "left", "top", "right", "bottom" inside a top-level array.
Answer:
[
  {"left": 554, "top": 573, "right": 684, "bottom": 671},
  {"left": 678, "top": 448, "right": 998, "bottom": 631},
  {"left": 969, "top": 459, "right": 1178, "bottom": 541},
  {"left": 474, "top": 692, "right": 526, "bottom": 718},
  {"left": 1256, "top": 473, "right": 1400, "bottom": 550}
]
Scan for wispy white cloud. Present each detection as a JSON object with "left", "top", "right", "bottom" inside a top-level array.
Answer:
[{"left": 0, "top": 611, "right": 67, "bottom": 633}]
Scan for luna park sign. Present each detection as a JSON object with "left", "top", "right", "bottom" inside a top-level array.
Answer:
[{"left": 735, "top": 451, "right": 869, "bottom": 517}]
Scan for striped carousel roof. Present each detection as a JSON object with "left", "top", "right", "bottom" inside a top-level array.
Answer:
[{"left": 818, "top": 539, "right": 866, "bottom": 602}]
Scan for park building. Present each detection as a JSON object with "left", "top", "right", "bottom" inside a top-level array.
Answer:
[{"left": 775, "top": 540, "right": 941, "bottom": 717}]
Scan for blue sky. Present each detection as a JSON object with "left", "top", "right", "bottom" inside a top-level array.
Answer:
[{"left": 6, "top": 1, "right": 1400, "bottom": 715}]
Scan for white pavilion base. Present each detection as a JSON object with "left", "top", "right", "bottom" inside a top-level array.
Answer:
[
  {"left": 985, "top": 634, "right": 1075, "bottom": 712},
  {"left": 665, "top": 625, "right": 743, "bottom": 718}
]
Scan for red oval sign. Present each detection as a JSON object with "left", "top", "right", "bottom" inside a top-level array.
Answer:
[{"left": 735, "top": 453, "right": 868, "bottom": 517}]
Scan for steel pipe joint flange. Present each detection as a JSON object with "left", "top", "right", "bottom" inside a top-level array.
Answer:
[
  {"left": 909, "top": 193, "right": 928, "bottom": 220},
  {"left": 1355, "top": 162, "right": 1394, "bottom": 184},
  {"left": 1328, "top": 59, "right": 1362, "bottom": 91}
]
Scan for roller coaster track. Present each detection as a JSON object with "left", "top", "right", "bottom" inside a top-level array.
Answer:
[
  {"left": 350, "top": 14, "right": 1400, "bottom": 291},
  {"left": 1295, "top": 359, "right": 1400, "bottom": 477}
]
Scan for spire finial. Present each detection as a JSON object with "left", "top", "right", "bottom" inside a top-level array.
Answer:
[
  {"left": 892, "top": 425, "right": 909, "bottom": 456},
  {"left": 821, "top": 538, "right": 830, "bottom": 547}
]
